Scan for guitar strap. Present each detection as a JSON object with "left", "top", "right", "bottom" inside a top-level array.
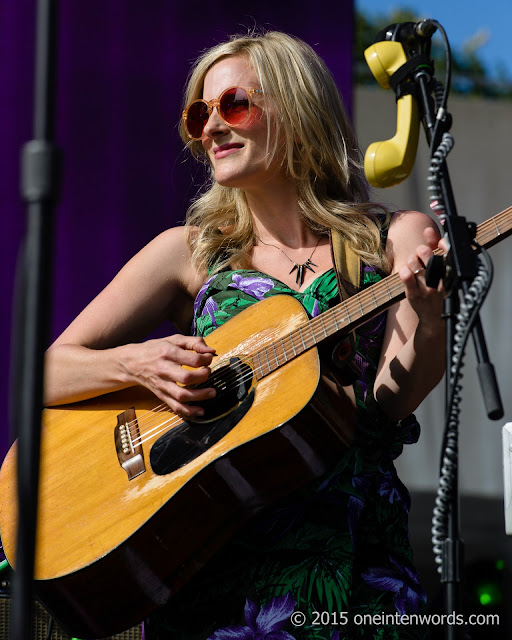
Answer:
[
  {"left": 305, "top": 229, "right": 363, "bottom": 446},
  {"left": 330, "top": 228, "right": 361, "bottom": 298},
  {"left": 328, "top": 229, "right": 362, "bottom": 384}
]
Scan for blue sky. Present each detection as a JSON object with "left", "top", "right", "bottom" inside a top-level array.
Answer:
[{"left": 356, "top": 0, "right": 512, "bottom": 79}]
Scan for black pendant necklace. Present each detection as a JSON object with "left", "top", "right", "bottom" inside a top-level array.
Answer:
[{"left": 255, "top": 235, "right": 322, "bottom": 287}]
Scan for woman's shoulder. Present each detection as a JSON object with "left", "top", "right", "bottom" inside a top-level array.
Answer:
[
  {"left": 386, "top": 210, "right": 440, "bottom": 245},
  {"left": 385, "top": 210, "right": 440, "bottom": 269},
  {"left": 388, "top": 209, "right": 439, "bottom": 232},
  {"left": 133, "top": 225, "right": 189, "bottom": 275},
  {"left": 131, "top": 225, "right": 205, "bottom": 294},
  {"left": 149, "top": 224, "right": 189, "bottom": 250}
]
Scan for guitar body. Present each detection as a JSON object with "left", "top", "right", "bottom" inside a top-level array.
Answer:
[
  {"left": 2, "top": 205, "right": 510, "bottom": 637},
  {"left": 0, "top": 295, "right": 351, "bottom": 638}
]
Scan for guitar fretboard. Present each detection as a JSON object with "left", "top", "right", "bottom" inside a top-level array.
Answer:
[{"left": 252, "top": 206, "right": 512, "bottom": 380}]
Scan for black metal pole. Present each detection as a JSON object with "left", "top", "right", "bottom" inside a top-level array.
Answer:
[{"left": 10, "top": 1, "right": 60, "bottom": 639}]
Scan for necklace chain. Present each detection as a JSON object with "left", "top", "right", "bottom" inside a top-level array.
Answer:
[{"left": 255, "top": 235, "right": 323, "bottom": 287}]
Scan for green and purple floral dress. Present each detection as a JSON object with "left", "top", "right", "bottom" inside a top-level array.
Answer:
[{"left": 145, "top": 265, "right": 428, "bottom": 640}]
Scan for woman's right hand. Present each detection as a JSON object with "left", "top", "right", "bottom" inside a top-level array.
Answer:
[
  {"left": 120, "top": 334, "right": 217, "bottom": 419},
  {"left": 43, "top": 226, "right": 215, "bottom": 411}
]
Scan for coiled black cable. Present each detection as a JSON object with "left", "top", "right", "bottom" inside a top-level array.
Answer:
[
  {"left": 427, "top": 131, "right": 454, "bottom": 219},
  {"left": 431, "top": 247, "right": 494, "bottom": 573}
]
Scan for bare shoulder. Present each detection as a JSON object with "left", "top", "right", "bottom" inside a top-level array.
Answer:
[
  {"left": 128, "top": 225, "right": 204, "bottom": 296},
  {"left": 52, "top": 225, "right": 205, "bottom": 348},
  {"left": 388, "top": 209, "right": 439, "bottom": 236},
  {"left": 149, "top": 224, "right": 190, "bottom": 251},
  {"left": 386, "top": 210, "right": 440, "bottom": 270},
  {"left": 138, "top": 225, "right": 189, "bottom": 265}
]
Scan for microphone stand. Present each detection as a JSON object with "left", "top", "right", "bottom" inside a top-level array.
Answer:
[
  {"left": 10, "top": 1, "right": 60, "bottom": 639},
  {"left": 399, "top": 30, "right": 504, "bottom": 640}
]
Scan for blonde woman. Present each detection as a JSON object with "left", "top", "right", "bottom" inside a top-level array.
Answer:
[{"left": 45, "top": 31, "right": 444, "bottom": 639}]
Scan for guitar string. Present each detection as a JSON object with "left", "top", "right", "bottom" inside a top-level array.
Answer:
[
  {"left": 128, "top": 341, "right": 308, "bottom": 446},
  {"left": 127, "top": 209, "right": 512, "bottom": 441},
  {"left": 127, "top": 356, "right": 249, "bottom": 445},
  {"left": 473, "top": 209, "right": 510, "bottom": 245},
  {"left": 125, "top": 235, "right": 496, "bottom": 449},
  {"left": 128, "top": 270, "right": 415, "bottom": 448},
  {"left": 475, "top": 212, "right": 511, "bottom": 245},
  {"left": 126, "top": 272, "right": 414, "bottom": 448},
  {"left": 131, "top": 281, "right": 373, "bottom": 447},
  {"left": 127, "top": 277, "right": 407, "bottom": 447},
  {"left": 127, "top": 283, "right": 384, "bottom": 445},
  {"left": 123, "top": 211, "right": 512, "bottom": 447},
  {"left": 126, "top": 355, "right": 247, "bottom": 444},
  {"left": 129, "top": 331, "right": 309, "bottom": 446}
]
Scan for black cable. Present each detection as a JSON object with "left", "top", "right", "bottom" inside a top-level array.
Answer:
[
  {"left": 429, "top": 21, "right": 452, "bottom": 154},
  {"left": 432, "top": 246, "right": 494, "bottom": 573}
]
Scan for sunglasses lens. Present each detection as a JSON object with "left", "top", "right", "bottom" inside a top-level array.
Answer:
[
  {"left": 186, "top": 101, "right": 210, "bottom": 139},
  {"left": 219, "top": 87, "right": 251, "bottom": 125}
]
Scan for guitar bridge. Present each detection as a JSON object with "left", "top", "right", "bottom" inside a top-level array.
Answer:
[{"left": 114, "top": 407, "right": 146, "bottom": 480}]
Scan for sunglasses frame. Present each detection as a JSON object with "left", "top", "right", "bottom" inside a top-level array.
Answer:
[{"left": 182, "top": 86, "right": 263, "bottom": 140}]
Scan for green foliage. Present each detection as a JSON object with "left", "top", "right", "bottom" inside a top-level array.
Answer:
[{"left": 354, "top": 7, "right": 512, "bottom": 98}]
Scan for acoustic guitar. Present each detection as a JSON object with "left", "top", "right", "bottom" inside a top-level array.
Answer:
[{"left": 0, "top": 207, "right": 510, "bottom": 638}]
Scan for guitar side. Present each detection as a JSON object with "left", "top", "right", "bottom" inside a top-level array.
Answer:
[{"left": 0, "top": 295, "right": 337, "bottom": 638}]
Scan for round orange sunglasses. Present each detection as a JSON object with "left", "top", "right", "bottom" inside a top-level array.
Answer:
[{"left": 182, "top": 86, "right": 263, "bottom": 140}]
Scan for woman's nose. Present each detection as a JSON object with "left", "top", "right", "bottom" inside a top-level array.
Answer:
[{"left": 202, "top": 106, "right": 229, "bottom": 139}]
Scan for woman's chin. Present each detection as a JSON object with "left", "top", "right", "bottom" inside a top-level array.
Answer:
[{"left": 213, "top": 170, "right": 252, "bottom": 190}]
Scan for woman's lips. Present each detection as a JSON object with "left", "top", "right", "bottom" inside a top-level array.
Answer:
[{"left": 213, "top": 143, "right": 243, "bottom": 158}]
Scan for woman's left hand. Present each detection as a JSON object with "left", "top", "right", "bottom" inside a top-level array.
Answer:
[
  {"left": 375, "top": 212, "right": 447, "bottom": 420},
  {"left": 398, "top": 225, "right": 446, "bottom": 332}
]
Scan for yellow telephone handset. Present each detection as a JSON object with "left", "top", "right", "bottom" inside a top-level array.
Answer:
[{"left": 363, "top": 41, "right": 420, "bottom": 188}]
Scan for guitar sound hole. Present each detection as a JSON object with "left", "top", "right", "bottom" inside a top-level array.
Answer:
[{"left": 189, "top": 356, "right": 254, "bottom": 422}]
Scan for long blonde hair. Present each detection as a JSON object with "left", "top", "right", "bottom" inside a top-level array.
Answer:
[{"left": 181, "top": 30, "right": 389, "bottom": 273}]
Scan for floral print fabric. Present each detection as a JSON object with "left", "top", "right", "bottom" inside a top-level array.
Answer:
[{"left": 145, "top": 266, "right": 427, "bottom": 640}]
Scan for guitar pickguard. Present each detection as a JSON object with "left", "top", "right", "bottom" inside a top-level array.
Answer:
[{"left": 150, "top": 388, "right": 255, "bottom": 475}]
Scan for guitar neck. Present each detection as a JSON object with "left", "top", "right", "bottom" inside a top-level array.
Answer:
[{"left": 252, "top": 206, "right": 512, "bottom": 380}]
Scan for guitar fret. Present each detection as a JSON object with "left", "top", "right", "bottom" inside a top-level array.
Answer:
[
  {"left": 262, "top": 347, "right": 272, "bottom": 376},
  {"left": 298, "top": 326, "right": 307, "bottom": 350},
  {"left": 332, "top": 310, "right": 340, "bottom": 332},
  {"left": 302, "top": 323, "right": 315, "bottom": 348},
  {"left": 370, "top": 288, "right": 378, "bottom": 308},
  {"left": 289, "top": 334, "right": 297, "bottom": 357},
  {"left": 493, "top": 217, "right": 501, "bottom": 236},
  {"left": 280, "top": 337, "right": 289, "bottom": 363},
  {"left": 256, "top": 351, "right": 267, "bottom": 377},
  {"left": 384, "top": 279, "right": 393, "bottom": 300},
  {"left": 252, "top": 351, "right": 261, "bottom": 378},
  {"left": 357, "top": 295, "right": 364, "bottom": 317},
  {"left": 271, "top": 341, "right": 279, "bottom": 367},
  {"left": 318, "top": 314, "right": 328, "bottom": 338}
]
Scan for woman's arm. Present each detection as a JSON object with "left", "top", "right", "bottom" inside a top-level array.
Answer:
[
  {"left": 374, "top": 210, "right": 446, "bottom": 421},
  {"left": 44, "top": 226, "right": 215, "bottom": 419}
]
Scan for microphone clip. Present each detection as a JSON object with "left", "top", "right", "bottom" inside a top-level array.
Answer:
[{"left": 388, "top": 54, "right": 434, "bottom": 101}]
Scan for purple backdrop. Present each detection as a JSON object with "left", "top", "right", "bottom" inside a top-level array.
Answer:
[{"left": 0, "top": 1, "right": 354, "bottom": 461}]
